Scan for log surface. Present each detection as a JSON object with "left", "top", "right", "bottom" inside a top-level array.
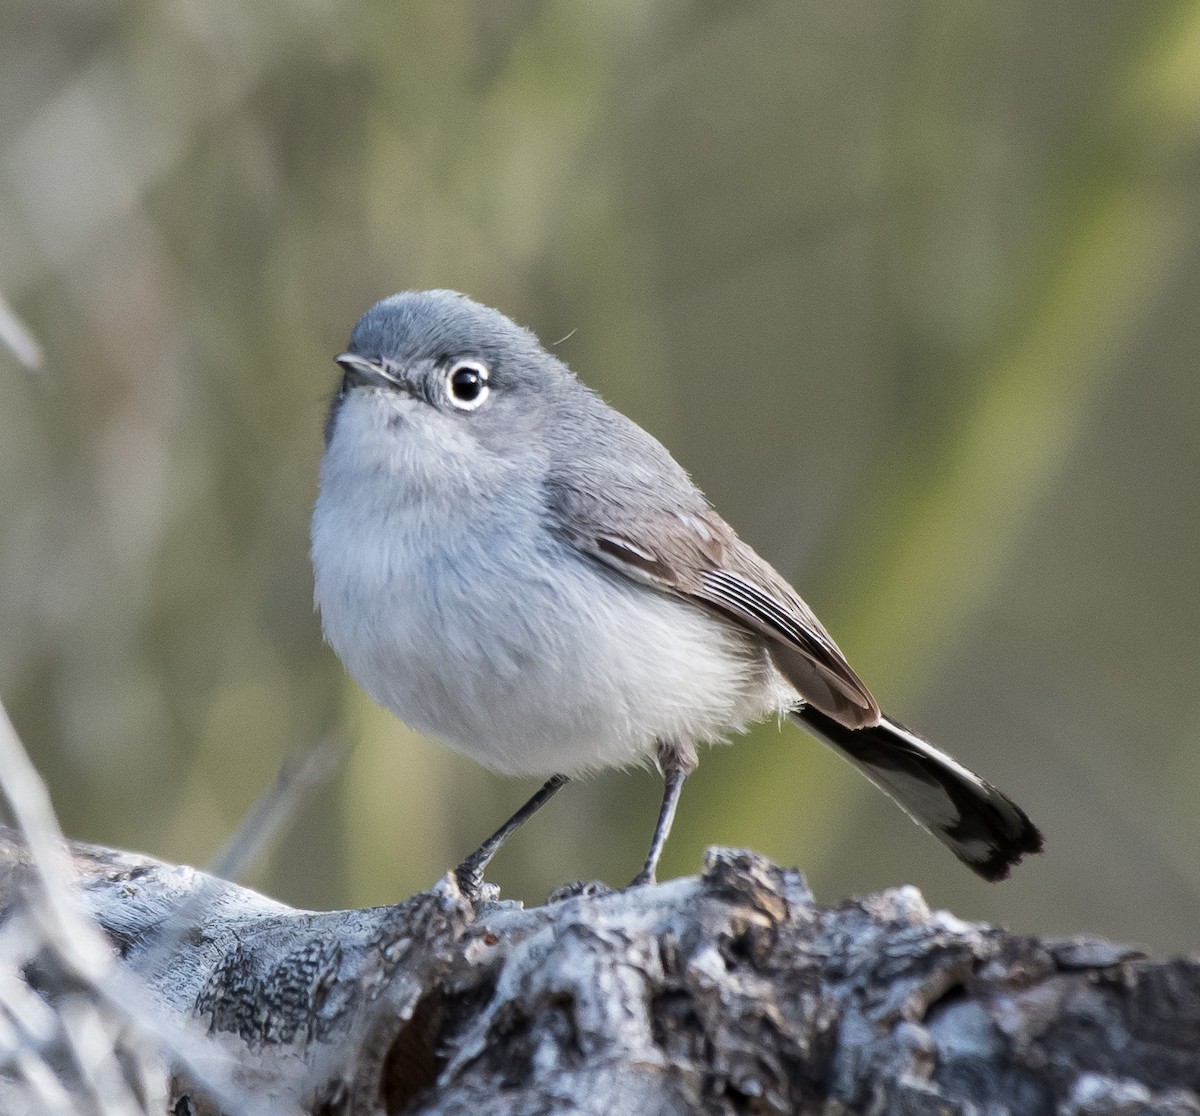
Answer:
[{"left": 1, "top": 834, "right": 1198, "bottom": 1115}]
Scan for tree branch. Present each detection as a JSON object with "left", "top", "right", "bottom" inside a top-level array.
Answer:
[{"left": 1, "top": 832, "right": 1197, "bottom": 1115}]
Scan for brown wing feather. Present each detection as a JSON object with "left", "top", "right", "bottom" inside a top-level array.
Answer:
[
  {"left": 689, "top": 555, "right": 880, "bottom": 727},
  {"left": 555, "top": 499, "right": 879, "bottom": 728},
  {"left": 542, "top": 399, "right": 879, "bottom": 728}
]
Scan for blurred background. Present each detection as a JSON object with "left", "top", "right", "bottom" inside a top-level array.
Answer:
[{"left": 2, "top": 1, "right": 1198, "bottom": 953}]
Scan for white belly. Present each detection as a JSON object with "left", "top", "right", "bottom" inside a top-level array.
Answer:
[{"left": 313, "top": 489, "right": 784, "bottom": 776}]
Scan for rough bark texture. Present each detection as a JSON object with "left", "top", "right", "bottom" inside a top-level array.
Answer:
[{"left": 1, "top": 833, "right": 1198, "bottom": 1116}]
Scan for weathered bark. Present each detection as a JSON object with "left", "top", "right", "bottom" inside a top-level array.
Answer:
[{"left": 1, "top": 832, "right": 1198, "bottom": 1116}]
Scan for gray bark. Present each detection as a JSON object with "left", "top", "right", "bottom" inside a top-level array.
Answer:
[{"left": 1, "top": 833, "right": 1198, "bottom": 1116}]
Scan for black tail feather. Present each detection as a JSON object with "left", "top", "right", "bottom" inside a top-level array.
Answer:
[{"left": 791, "top": 707, "right": 1043, "bottom": 881}]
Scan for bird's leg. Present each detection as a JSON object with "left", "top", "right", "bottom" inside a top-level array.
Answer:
[
  {"left": 629, "top": 743, "right": 694, "bottom": 887},
  {"left": 454, "top": 774, "right": 569, "bottom": 899}
]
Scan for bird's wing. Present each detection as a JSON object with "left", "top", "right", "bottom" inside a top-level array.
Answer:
[{"left": 545, "top": 454, "right": 880, "bottom": 729}]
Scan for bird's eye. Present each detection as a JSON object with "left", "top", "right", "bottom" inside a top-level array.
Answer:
[{"left": 445, "top": 360, "right": 491, "bottom": 411}]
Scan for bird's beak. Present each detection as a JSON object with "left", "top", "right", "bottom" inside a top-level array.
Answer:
[{"left": 335, "top": 353, "right": 404, "bottom": 390}]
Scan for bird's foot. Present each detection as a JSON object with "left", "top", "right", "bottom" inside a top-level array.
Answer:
[
  {"left": 453, "top": 861, "right": 496, "bottom": 904},
  {"left": 546, "top": 879, "right": 614, "bottom": 904}
]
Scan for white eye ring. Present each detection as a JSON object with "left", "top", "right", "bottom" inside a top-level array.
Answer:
[{"left": 445, "top": 360, "right": 491, "bottom": 411}]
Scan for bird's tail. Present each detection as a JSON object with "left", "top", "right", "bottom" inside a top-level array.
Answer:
[{"left": 790, "top": 707, "right": 1043, "bottom": 881}]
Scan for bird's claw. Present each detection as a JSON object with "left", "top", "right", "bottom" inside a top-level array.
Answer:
[{"left": 453, "top": 862, "right": 486, "bottom": 902}]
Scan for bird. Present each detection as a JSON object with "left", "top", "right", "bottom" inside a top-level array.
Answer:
[{"left": 311, "top": 289, "right": 1043, "bottom": 896}]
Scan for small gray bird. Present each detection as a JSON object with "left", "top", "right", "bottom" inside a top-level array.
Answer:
[{"left": 312, "top": 290, "right": 1042, "bottom": 895}]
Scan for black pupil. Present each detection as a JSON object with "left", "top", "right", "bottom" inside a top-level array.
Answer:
[{"left": 450, "top": 366, "right": 484, "bottom": 401}]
